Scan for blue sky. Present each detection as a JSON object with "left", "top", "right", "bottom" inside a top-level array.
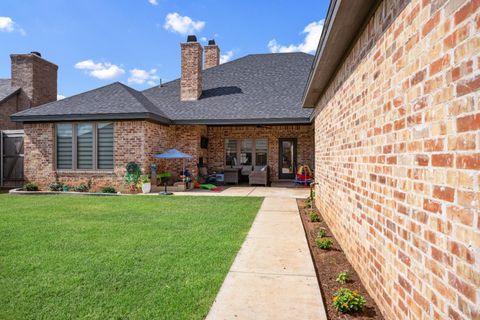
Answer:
[{"left": 0, "top": 0, "right": 328, "bottom": 99}]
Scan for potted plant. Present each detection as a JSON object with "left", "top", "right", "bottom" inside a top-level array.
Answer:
[{"left": 139, "top": 175, "right": 151, "bottom": 194}]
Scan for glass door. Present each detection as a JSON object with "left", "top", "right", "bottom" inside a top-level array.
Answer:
[{"left": 278, "top": 138, "right": 297, "bottom": 179}]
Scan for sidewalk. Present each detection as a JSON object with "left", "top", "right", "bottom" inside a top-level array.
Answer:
[{"left": 206, "top": 197, "right": 327, "bottom": 320}]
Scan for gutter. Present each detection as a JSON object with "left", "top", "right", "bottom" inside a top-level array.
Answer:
[
  {"left": 11, "top": 113, "right": 311, "bottom": 126},
  {"left": 301, "top": 0, "right": 381, "bottom": 108},
  {"left": 10, "top": 112, "right": 172, "bottom": 125}
]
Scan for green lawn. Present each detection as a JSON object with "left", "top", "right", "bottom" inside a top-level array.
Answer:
[{"left": 0, "top": 195, "right": 262, "bottom": 319}]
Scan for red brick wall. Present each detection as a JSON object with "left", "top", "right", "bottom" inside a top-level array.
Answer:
[
  {"left": 0, "top": 95, "right": 22, "bottom": 130},
  {"left": 11, "top": 53, "right": 57, "bottom": 107},
  {"left": 23, "top": 121, "right": 206, "bottom": 191},
  {"left": 207, "top": 125, "right": 314, "bottom": 181},
  {"left": 313, "top": 0, "right": 479, "bottom": 319},
  {"left": 180, "top": 41, "right": 203, "bottom": 101}
]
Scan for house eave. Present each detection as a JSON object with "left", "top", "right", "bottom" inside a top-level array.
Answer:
[
  {"left": 10, "top": 112, "right": 172, "bottom": 124},
  {"left": 11, "top": 113, "right": 311, "bottom": 126},
  {"left": 172, "top": 118, "right": 312, "bottom": 125},
  {"left": 302, "top": 0, "right": 381, "bottom": 108}
]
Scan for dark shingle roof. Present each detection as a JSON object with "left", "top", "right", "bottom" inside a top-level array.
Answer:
[
  {"left": 11, "top": 82, "right": 171, "bottom": 123},
  {"left": 11, "top": 53, "right": 314, "bottom": 124},
  {"left": 0, "top": 79, "right": 20, "bottom": 103}
]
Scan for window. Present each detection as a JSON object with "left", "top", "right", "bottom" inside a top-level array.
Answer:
[
  {"left": 225, "top": 139, "right": 238, "bottom": 166},
  {"left": 56, "top": 124, "right": 73, "bottom": 169},
  {"left": 77, "top": 123, "right": 93, "bottom": 169},
  {"left": 255, "top": 139, "right": 268, "bottom": 166},
  {"left": 240, "top": 139, "right": 252, "bottom": 165},
  {"left": 225, "top": 138, "right": 268, "bottom": 167},
  {"left": 97, "top": 123, "right": 114, "bottom": 169},
  {"left": 56, "top": 122, "right": 114, "bottom": 170}
]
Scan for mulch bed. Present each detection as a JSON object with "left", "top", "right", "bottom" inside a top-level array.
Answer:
[{"left": 297, "top": 199, "right": 384, "bottom": 320}]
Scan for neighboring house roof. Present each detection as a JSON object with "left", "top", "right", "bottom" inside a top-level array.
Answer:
[
  {"left": 0, "top": 79, "right": 20, "bottom": 104},
  {"left": 302, "top": 0, "right": 381, "bottom": 108},
  {"left": 11, "top": 53, "right": 314, "bottom": 125}
]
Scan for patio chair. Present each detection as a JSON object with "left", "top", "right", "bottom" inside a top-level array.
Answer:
[{"left": 249, "top": 165, "right": 269, "bottom": 186}]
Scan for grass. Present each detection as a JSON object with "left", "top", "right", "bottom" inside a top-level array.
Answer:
[{"left": 0, "top": 195, "right": 262, "bottom": 319}]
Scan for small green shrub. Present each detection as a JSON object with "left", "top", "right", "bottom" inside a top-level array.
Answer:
[
  {"left": 333, "top": 288, "right": 366, "bottom": 313},
  {"left": 304, "top": 198, "right": 312, "bottom": 208},
  {"left": 49, "top": 177, "right": 64, "bottom": 192},
  {"left": 101, "top": 186, "right": 117, "bottom": 194},
  {"left": 336, "top": 271, "right": 349, "bottom": 284},
  {"left": 23, "top": 182, "right": 38, "bottom": 191},
  {"left": 317, "top": 228, "right": 327, "bottom": 238},
  {"left": 74, "top": 179, "right": 92, "bottom": 193},
  {"left": 316, "top": 238, "right": 333, "bottom": 250},
  {"left": 309, "top": 211, "right": 320, "bottom": 222}
]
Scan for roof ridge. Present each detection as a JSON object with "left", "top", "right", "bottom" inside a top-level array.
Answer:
[{"left": 119, "top": 83, "right": 171, "bottom": 121}]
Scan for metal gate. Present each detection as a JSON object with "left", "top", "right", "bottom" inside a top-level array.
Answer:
[{"left": 0, "top": 130, "right": 24, "bottom": 187}]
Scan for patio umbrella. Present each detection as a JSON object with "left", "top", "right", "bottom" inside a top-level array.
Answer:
[{"left": 154, "top": 149, "right": 192, "bottom": 195}]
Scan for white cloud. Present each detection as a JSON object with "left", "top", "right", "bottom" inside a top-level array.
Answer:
[
  {"left": 200, "top": 36, "right": 207, "bottom": 43},
  {"left": 57, "top": 94, "right": 65, "bottom": 100},
  {"left": 148, "top": 0, "right": 158, "bottom": 5},
  {"left": 74, "top": 59, "right": 125, "bottom": 80},
  {"left": 220, "top": 50, "right": 234, "bottom": 64},
  {"left": 128, "top": 68, "right": 160, "bottom": 86},
  {"left": 0, "top": 16, "right": 26, "bottom": 35},
  {"left": 164, "top": 12, "right": 205, "bottom": 35},
  {"left": 268, "top": 20, "right": 324, "bottom": 54},
  {"left": 0, "top": 17, "right": 14, "bottom": 32}
]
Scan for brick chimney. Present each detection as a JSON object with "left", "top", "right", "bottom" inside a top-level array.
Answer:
[
  {"left": 204, "top": 39, "right": 220, "bottom": 69},
  {"left": 180, "top": 35, "right": 203, "bottom": 101},
  {"left": 10, "top": 52, "right": 58, "bottom": 107}
]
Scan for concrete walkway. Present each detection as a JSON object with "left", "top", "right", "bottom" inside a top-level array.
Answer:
[
  {"left": 206, "top": 197, "right": 327, "bottom": 320},
  {"left": 171, "top": 186, "right": 311, "bottom": 199}
]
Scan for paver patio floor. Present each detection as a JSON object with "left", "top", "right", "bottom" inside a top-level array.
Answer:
[{"left": 206, "top": 197, "right": 327, "bottom": 320}]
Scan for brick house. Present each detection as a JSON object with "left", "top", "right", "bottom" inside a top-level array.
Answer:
[
  {"left": 11, "top": 37, "right": 315, "bottom": 190},
  {"left": 0, "top": 52, "right": 57, "bottom": 130},
  {"left": 303, "top": 0, "right": 479, "bottom": 319}
]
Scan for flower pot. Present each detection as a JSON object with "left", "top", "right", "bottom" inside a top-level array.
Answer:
[{"left": 142, "top": 182, "right": 151, "bottom": 194}]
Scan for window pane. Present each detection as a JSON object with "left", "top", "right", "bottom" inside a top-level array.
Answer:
[
  {"left": 255, "top": 139, "right": 268, "bottom": 166},
  {"left": 97, "top": 123, "right": 114, "bottom": 169},
  {"left": 225, "top": 139, "right": 238, "bottom": 166},
  {"left": 240, "top": 139, "right": 252, "bottom": 165},
  {"left": 77, "top": 123, "right": 93, "bottom": 169},
  {"left": 56, "top": 124, "right": 73, "bottom": 169}
]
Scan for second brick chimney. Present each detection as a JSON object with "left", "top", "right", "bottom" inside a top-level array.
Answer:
[
  {"left": 180, "top": 35, "right": 203, "bottom": 101},
  {"left": 11, "top": 52, "right": 58, "bottom": 107},
  {"left": 204, "top": 40, "right": 220, "bottom": 69}
]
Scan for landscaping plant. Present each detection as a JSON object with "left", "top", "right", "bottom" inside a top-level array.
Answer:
[
  {"left": 101, "top": 186, "right": 117, "bottom": 194},
  {"left": 124, "top": 162, "right": 141, "bottom": 191},
  {"left": 309, "top": 211, "right": 320, "bottom": 222},
  {"left": 333, "top": 288, "right": 366, "bottom": 313},
  {"left": 317, "top": 228, "right": 327, "bottom": 238},
  {"left": 304, "top": 197, "right": 312, "bottom": 209},
  {"left": 138, "top": 174, "right": 150, "bottom": 186},
  {"left": 336, "top": 271, "right": 349, "bottom": 284},
  {"left": 74, "top": 179, "right": 92, "bottom": 193},
  {"left": 49, "top": 175, "right": 64, "bottom": 191},
  {"left": 316, "top": 238, "right": 333, "bottom": 250},
  {"left": 23, "top": 182, "right": 38, "bottom": 191}
]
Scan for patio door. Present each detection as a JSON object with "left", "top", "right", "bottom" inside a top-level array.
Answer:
[{"left": 278, "top": 138, "right": 297, "bottom": 180}]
